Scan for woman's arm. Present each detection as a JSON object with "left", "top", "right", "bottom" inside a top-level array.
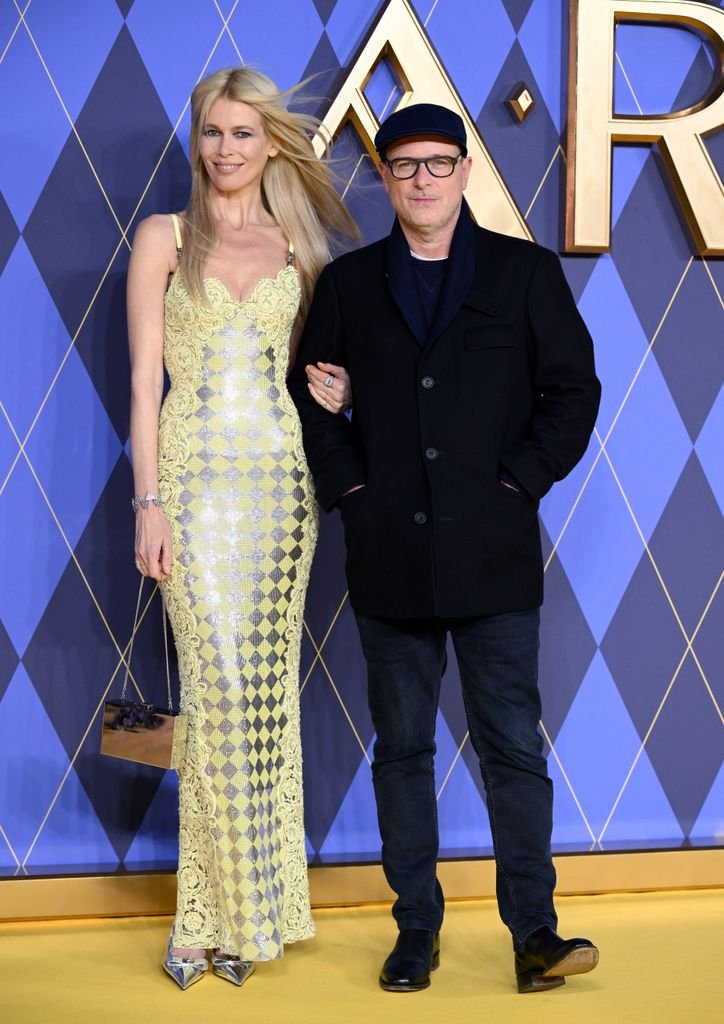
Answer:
[
  {"left": 127, "top": 215, "right": 176, "bottom": 581},
  {"left": 287, "top": 265, "right": 365, "bottom": 510}
]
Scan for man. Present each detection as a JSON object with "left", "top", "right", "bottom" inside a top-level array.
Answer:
[{"left": 288, "top": 104, "right": 601, "bottom": 994}]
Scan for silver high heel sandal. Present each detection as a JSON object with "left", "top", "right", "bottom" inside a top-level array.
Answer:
[
  {"left": 211, "top": 951, "right": 255, "bottom": 987},
  {"left": 162, "top": 939, "right": 208, "bottom": 990}
]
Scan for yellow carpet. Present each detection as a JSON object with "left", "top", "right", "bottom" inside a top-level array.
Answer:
[{"left": 1, "top": 890, "right": 721, "bottom": 1024}]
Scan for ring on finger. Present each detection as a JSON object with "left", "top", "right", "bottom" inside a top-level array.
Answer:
[{"left": 324, "top": 374, "right": 335, "bottom": 388}]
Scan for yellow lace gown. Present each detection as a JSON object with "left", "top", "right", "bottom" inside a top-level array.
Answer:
[{"left": 157, "top": 228, "right": 317, "bottom": 960}]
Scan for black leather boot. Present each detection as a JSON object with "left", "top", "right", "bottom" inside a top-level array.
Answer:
[{"left": 379, "top": 929, "right": 441, "bottom": 992}]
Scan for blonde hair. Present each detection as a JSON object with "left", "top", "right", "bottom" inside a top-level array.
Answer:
[{"left": 181, "top": 66, "right": 357, "bottom": 316}]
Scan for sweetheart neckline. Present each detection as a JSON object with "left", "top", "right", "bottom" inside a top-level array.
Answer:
[{"left": 170, "top": 264, "right": 297, "bottom": 306}]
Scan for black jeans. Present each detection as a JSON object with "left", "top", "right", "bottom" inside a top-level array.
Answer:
[{"left": 355, "top": 609, "right": 557, "bottom": 946}]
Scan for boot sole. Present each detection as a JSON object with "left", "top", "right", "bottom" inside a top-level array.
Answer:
[{"left": 517, "top": 945, "right": 599, "bottom": 994}]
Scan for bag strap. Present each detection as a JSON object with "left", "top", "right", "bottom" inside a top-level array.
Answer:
[{"left": 121, "top": 578, "right": 174, "bottom": 711}]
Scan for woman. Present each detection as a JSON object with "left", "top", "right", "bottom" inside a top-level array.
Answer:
[{"left": 127, "top": 66, "right": 356, "bottom": 990}]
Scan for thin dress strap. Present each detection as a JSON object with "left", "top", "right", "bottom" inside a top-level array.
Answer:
[{"left": 170, "top": 213, "right": 183, "bottom": 255}]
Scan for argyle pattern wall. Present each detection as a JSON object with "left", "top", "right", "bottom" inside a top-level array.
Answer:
[{"left": 0, "top": 0, "right": 722, "bottom": 878}]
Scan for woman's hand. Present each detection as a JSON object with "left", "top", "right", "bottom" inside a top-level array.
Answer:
[
  {"left": 134, "top": 506, "right": 173, "bottom": 581},
  {"left": 305, "top": 362, "right": 352, "bottom": 413}
]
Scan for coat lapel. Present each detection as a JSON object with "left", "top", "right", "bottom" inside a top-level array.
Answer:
[{"left": 428, "top": 197, "right": 477, "bottom": 344}]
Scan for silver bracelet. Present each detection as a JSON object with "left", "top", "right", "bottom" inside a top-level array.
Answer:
[{"left": 131, "top": 492, "right": 163, "bottom": 511}]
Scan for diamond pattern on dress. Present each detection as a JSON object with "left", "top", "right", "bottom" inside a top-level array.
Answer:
[{"left": 158, "top": 268, "right": 318, "bottom": 958}]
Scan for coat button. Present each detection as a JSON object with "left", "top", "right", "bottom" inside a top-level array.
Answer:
[
  {"left": 421, "top": 376, "right": 434, "bottom": 389},
  {"left": 413, "top": 512, "right": 427, "bottom": 525},
  {"left": 425, "top": 447, "right": 439, "bottom": 460}
]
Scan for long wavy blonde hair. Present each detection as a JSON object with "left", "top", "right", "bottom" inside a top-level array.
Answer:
[{"left": 180, "top": 66, "right": 357, "bottom": 316}]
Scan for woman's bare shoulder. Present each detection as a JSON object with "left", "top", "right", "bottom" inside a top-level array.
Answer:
[
  {"left": 129, "top": 215, "right": 183, "bottom": 281},
  {"left": 132, "top": 212, "right": 181, "bottom": 249}
]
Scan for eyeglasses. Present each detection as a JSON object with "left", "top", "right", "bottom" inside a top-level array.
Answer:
[{"left": 385, "top": 154, "right": 463, "bottom": 179}]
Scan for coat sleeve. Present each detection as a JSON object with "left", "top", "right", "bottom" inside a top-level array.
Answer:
[
  {"left": 287, "top": 264, "right": 366, "bottom": 511},
  {"left": 500, "top": 247, "right": 601, "bottom": 500}
]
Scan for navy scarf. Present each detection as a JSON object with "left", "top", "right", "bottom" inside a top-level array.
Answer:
[{"left": 385, "top": 196, "right": 477, "bottom": 347}]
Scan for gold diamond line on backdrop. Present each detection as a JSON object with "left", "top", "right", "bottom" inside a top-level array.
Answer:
[
  {"left": 307, "top": 34, "right": 647, "bottom": 847},
  {"left": 20, "top": 585, "right": 160, "bottom": 868},
  {"left": 308, "top": 50, "right": 595, "bottom": 833},
  {"left": 599, "top": 572, "right": 723, "bottom": 844},
  {"left": 0, "top": 425, "right": 158, "bottom": 866},
  {"left": 614, "top": 45, "right": 724, "bottom": 314},
  {"left": 434, "top": 49, "right": 718, "bottom": 844},
  {"left": 0, "top": 821, "right": 20, "bottom": 869},
  {"left": 0, "top": 402, "right": 21, "bottom": 497},
  {"left": 0, "top": 0, "right": 246, "bottom": 495},
  {"left": 285, "top": 30, "right": 722, "bottom": 851},
  {"left": 436, "top": 730, "right": 469, "bottom": 800},
  {"left": 1, "top": 1, "right": 717, "bottom": 865},
  {"left": 300, "top": 592, "right": 349, "bottom": 693},
  {"left": 0, "top": 0, "right": 30, "bottom": 66},
  {"left": 303, "top": 622, "right": 372, "bottom": 766},
  {"left": 423, "top": 0, "right": 442, "bottom": 27},
  {"left": 212, "top": 0, "right": 243, "bottom": 64},
  {"left": 340, "top": 76, "right": 402, "bottom": 203},
  {"left": 14, "top": 458, "right": 157, "bottom": 830},
  {"left": 539, "top": 41, "right": 718, "bottom": 570},
  {"left": 122, "top": 0, "right": 244, "bottom": 238},
  {"left": 500, "top": 46, "right": 721, "bottom": 838},
  {"left": 541, "top": 720, "right": 597, "bottom": 843},
  {"left": 4, "top": 0, "right": 378, "bottom": 864},
  {"left": 544, "top": 254, "right": 695, "bottom": 576},
  {"left": 542, "top": 40, "right": 687, "bottom": 572},
  {"left": 525, "top": 144, "right": 564, "bottom": 221},
  {"left": 616, "top": 52, "right": 645, "bottom": 117},
  {"left": 15, "top": 2, "right": 127, "bottom": 239},
  {"left": 340, "top": 156, "right": 367, "bottom": 201},
  {"left": 593, "top": 443, "right": 722, "bottom": 844},
  {"left": 306, "top": 1, "right": 598, "bottom": 841},
  {"left": 702, "top": 259, "right": 723, "bottom": 307},
  {"left": 0, "top": 0, "right": 251, "bottom": 863},
  {"left": 0, "top": 399, "right": 150, "bottom": 700},
  {"left": 1, "top": 0, "right": 246, "bottom": 495},
  {"left": 597, "top": 433, "right": 693, "bottom": 644},
  {"left": 687, "top": 575, "right": 723, "bottom": 722}
]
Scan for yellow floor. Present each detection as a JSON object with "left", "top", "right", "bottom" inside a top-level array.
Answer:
[{"left": 1, "top": 890, "right": 721, "bottom": 1024}]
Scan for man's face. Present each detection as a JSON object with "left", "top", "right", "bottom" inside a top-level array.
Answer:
[{"left": 380, "top": 135, "right": 472, "bottom": 237}]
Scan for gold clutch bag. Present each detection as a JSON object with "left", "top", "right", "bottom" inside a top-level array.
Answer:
[{"left": 101, "top": 580, "right": 187, "bottom": 770}]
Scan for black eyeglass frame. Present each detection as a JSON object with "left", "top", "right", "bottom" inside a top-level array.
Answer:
[{"left": 384, "top": 154, "right": 464, "bottom": 180}]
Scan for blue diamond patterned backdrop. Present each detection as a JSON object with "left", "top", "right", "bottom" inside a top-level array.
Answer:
[{"left": 0, "top": 0, "right": 722, "bottom": 877}]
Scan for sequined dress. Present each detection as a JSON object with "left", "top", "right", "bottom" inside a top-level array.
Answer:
[{"left": 157, "top": 224, "right": 317, "bottom": 960}]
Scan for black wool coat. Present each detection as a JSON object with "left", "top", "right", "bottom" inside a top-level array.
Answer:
[{"left": 288, "top": 208, "right": 601, "bottom": 619}]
